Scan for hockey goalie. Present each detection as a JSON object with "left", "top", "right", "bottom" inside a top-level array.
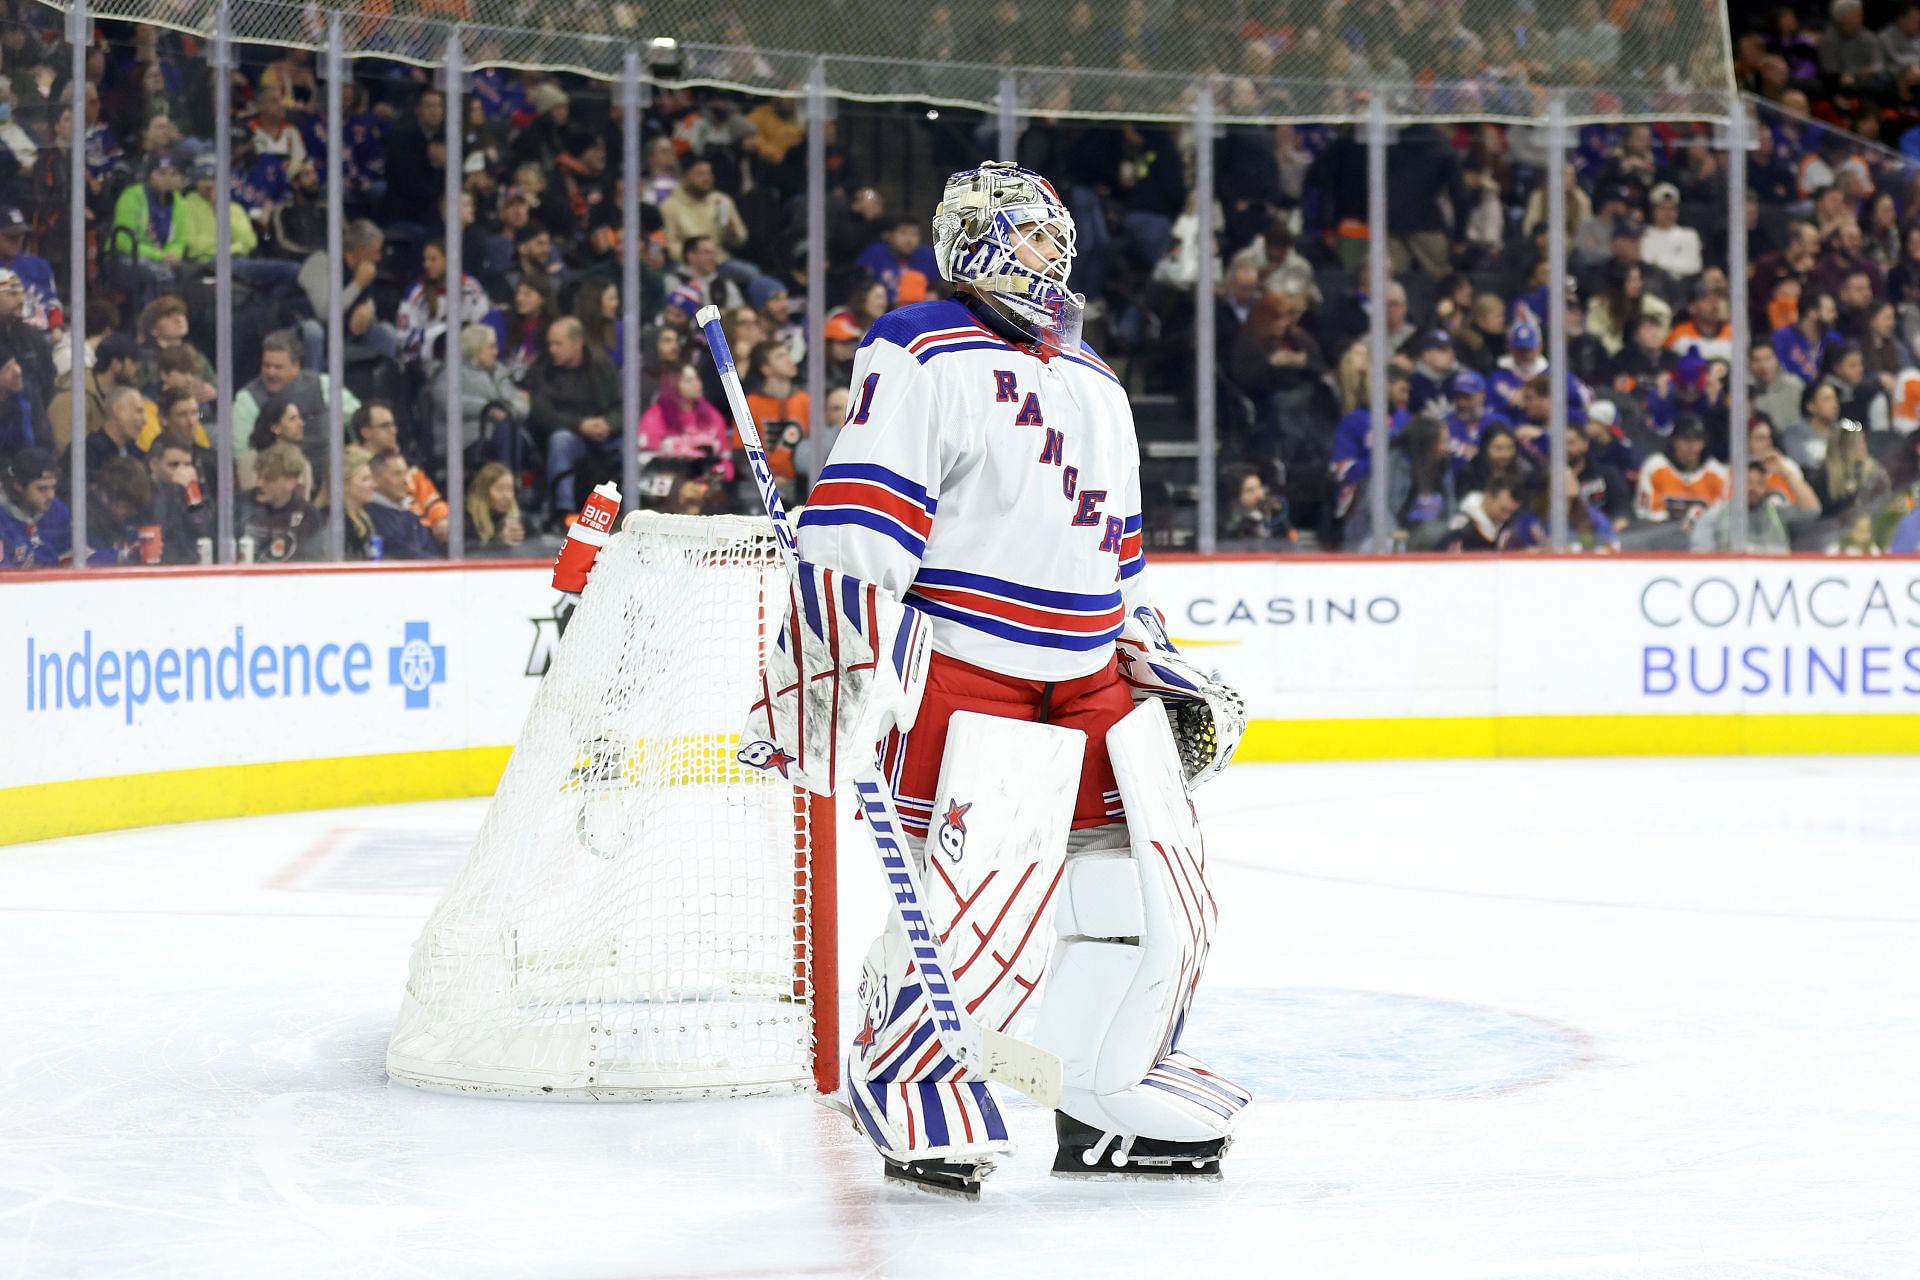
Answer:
[{"left": 737, "top": 161, "right": 1251, "bottom": 1197}]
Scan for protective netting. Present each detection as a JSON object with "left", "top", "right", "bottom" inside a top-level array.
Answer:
[
  {"left": 388, "top": 513, "right": 829, "bottom": 1099},
  {"left": 64, "top": 0, "right": 1737, "bottom": 123}
]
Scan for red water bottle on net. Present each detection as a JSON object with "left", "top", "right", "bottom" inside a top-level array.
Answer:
[{"left": 551, "top": 481, "right": 622, "bottom": 596}]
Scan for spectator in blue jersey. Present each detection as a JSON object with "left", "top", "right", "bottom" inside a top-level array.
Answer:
[
  {"left": 1772, "top": 290, "right": 1841, "bottom": 384},
  {"left": 0, "top": 206, "right": 62, "bottom": 334},
  {"left": 857, "top": 217, "right": 940, "bottom": 307},
  {"left": 338, "top": 83, "right": 389, "bottom": 210},
  {"left": 1489, "top": 320, "right": 1548, "bottom": 420},
  {"left": 1445, "top": 370, "right": 1511, "bottom": 467},
  {"left": 1889, "top": 503, "right": 1920, "bottom": 553},
  {"left": 1645, "top": 349, "right": 1725, "bottom": 437},
  {"left": 80, "top": 456, "right": 150, "bottom": 566},
  {"left": 0, "top": 447, "right": 69, "bottom": 568},
  {"left": 1330, "top": 365, "right": 1410, "bottom": 523}
]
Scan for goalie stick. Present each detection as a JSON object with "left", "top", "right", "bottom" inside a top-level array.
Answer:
[{"left": 694, "top": 304, "right": 1063, "bottom": 1108}]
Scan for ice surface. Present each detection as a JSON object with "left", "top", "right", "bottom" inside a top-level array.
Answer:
[{"left": 3, "top": 758, "right": 1917, "bottom": 1278}]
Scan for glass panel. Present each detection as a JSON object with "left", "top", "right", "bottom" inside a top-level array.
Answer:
[{"left": 0, "top": 4, "right": 78, "bottom": 568}]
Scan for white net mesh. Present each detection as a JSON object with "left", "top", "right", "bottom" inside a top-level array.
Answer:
[{"left": 388, "top": 513, "right": 830, "bottom": 1100}]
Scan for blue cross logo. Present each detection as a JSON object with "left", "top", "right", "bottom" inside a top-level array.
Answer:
[{"left": 387, "top": 621, "right": 447, "bottom": 710}]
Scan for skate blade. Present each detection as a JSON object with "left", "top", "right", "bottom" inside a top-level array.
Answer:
[
  {"left": 1049, "top": 1166, "right": 1225, "bottom": 1183},
  {"left": 883, "top": 1159, "right": 992, "bottom": 1200}
]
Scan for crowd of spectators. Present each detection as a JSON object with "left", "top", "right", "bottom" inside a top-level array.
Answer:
[{"left": 8, "top": 0, "right": 1920, "bottom": 569}]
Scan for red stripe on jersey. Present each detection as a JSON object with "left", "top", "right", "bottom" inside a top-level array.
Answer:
[
  {"left": 911, "top": 584, "right": 1124, "bottom": 636},
  {"left": 805, "top": 480, "right": 935, "bottom": 537}
]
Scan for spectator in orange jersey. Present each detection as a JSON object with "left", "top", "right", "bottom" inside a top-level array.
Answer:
[{"left": 1635, "top": 415, "right": 1729, "bottom": 524}]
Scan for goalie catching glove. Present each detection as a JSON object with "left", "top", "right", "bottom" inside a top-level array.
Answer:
[
  {"left": 737, "top": 559, "right": 933, "bottom": 797},
  {"left": 1114, "top": 607, "right": 1245, "bottom": 790}
]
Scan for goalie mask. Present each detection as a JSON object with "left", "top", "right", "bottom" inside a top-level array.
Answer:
[{"left": 932, "top": 161, "right": 1084, "bottom": 353}]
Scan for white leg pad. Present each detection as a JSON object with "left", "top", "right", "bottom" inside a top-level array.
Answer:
[
  {"left": 1031, "top": 700, "right": 1252, "bottom": 1143},
  {"left": 845, "top": 711, "right": 1083, "bottom": 1163}
]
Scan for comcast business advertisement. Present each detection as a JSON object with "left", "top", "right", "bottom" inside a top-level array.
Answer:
[
  {"left": 0, "top": 567, "right": 561, "bottom": 791},
  {"left": 1148, "top": 559, "right": 1920, "bottom": 722}
]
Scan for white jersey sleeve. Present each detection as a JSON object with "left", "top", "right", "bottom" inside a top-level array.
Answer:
[{"left": 794, "top": 336, "right": 956, "bottom": 598}]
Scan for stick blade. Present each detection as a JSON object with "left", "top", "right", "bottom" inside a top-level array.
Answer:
[{"left": 984, "top": 1030, "right": 1063, "bottom": 1107}]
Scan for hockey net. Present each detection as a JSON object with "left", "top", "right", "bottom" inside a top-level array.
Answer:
[{"left": 388, "top": 512, "right": 837, "bottom": 1099}]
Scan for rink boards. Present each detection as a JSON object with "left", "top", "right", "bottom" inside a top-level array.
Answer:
[{"left": 5, "top": 556, "right": 1919, "bottom": 842}]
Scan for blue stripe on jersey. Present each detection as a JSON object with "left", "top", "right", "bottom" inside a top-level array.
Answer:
[
  {"left": 1056, "top": 349, "right": 1123, "bottom": 387},
  {"left": 858, "top": 299, "right": 977, "bottom": 352},
  {"left": 815, "top": 461, "right": 937, "bottom": 513},
  {"left": 917, "top": 1082, "right": 950, "bottom": 1147},
  {"left": 907, "top": 592, "right": 1123, "bottom": 651},
  {"left": 976, "top": 1083, "right": 1010, "bottom": 1141},
  {"left": 912, "top": 566, "right": 1120, "bottom": 612},
  {"left": 840, "top": 573, "right": 863, "bottom": 635},
  {"left": 1123, "top": 513, "right": 1143, "bottom": 533},
  {"left": 891, "top": 605, "right": 918, "bottom": 677},
  {"left": 798, "top": 564, "right": 823, "bottom": 635},
  {"left": 797, "top": 507, "right": 926, "bottom": 558},
  {"left": 915, "top": 340, "right": 1019, "bottom": 365},
  {"left": 1120, "top": 557, "right": 1144, "bottom": 580}
]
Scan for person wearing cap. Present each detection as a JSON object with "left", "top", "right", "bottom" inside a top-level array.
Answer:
[
  {"left": 1635, "top": 414, "right": 1729, "bottom": 524},
  {"left": 751, "top": 276, "right": 807, "bottom": 369},
  {"left": 110, "top": 152, "right": 189, "bottom": 294},
  {"left": 1645, "top": 348, "right": 1725, "bottom": 436},
  {"left": 0, "top": 205, "right": 63, "bottom": 335},
  {"left": 820, "top": 310, "right": 864, "bottom": 390},
  {"left": 1690, "top": 459, "right": 1792, "bottom": 553},
  {"left": 178, "top": 151, "right": 257, "bottom": 262},
  {"left": 1573, "top": 182, "right": 1638, "bottom": 273},
  {"left": 1407, "top": 330, "right": 1459, "bottom": 418},
  {"left": 1488, "top": 319, "right": 1548, "bottom": 419},
  {"left": 511, "top": 83, "right": 576, "bottom": 174},
  {"left": 1639, "top": 183, "right": 1702, "bottom": 282},
  {"left": 1444, "top": 369, "right": 1510, "bottom": 462}
]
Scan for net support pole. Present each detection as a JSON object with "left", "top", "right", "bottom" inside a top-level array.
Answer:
[
  {"left": 66, "top": 0, "right": 87, "bottom": 566},
  {"left": 213, "top": 0, "right": 235, "bottom": 562},
  {"left": 1366, "top": 96, "right": 1391, "bottom": 553},
  {"left": 805, "top": 59, "right": 827, "bottom": 487},
  {"left": 621, "top": 49, "right": 643, "bottom": 515},
  {"left": 1194, "top": 81, "right": 1217, "bottom": 555},
  {"left": 325, "top": 15, "right": 346, "bottom": 560},
  {"left": 443, "top": 34, "right": 465, "bottom": 559},
  {"left": 1547, "top": 95, "right": 1570, "bottom": 553},
  {"left": 1727, "top": 95, "right": 1751, "bottom": 553},
  {"left": 996, "top": 73, "right": 1017, "bottom": 162}
]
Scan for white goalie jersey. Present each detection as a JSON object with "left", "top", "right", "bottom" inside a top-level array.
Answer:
[{"left": 794, "top": 298, "right": 1151, "bottom": 683}]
